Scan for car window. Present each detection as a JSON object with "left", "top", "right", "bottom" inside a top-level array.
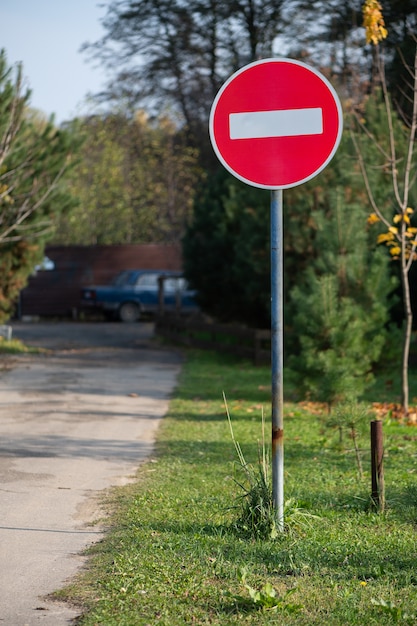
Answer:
[
  {"left": 164, "top": 277, "right": 188, "bottom": 292},
  {"left": 112, "top": 271, "right": 131, "bottom": 286},
  {"left": 164, "top": 278, "right": 177, "bottom": 292},
  {"left": 136, "top": 273, "right": 160, "bottom": 287}
]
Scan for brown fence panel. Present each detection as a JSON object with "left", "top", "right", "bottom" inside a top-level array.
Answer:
[{"left": 156, "top": 313, "right": 270, "bottom": 365}]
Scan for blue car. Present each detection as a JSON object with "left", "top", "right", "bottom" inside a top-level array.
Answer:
[{"left": 80, "top": 269, "right": 198, "bottom": 322}]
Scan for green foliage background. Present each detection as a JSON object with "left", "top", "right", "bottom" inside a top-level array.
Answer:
[
  {"left": 0, "top": 51, "right": 79, "bottom": 322},
  {"left": 53, "top": 113, "right": 201, "bottom": 245}
]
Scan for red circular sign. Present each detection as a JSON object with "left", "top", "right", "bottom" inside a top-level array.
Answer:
[{"left": 209, "top": 58, "right": 343, "bottom": 189}]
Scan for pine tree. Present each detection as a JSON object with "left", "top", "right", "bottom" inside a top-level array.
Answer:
[
  {"left": 289, "top": 188, "right": 395, "bottom": 408},
  {"left": 0, "top": 50, "right": 79, "bottom": 321}
]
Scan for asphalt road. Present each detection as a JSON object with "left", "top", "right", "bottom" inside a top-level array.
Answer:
[{"left": 0, "top": 321, "right": 182, "bottom": 625}]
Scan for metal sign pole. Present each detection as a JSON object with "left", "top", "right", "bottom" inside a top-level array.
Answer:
[
  {"left": 271, "top": 188, "right": 284, "bottom": 531},
  {"left": 209, "top": 58, "right": 342, "bottom": 534}
]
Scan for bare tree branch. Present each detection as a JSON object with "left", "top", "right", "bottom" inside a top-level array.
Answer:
[
  {"left": 349, "top": 127, "right": 393, "bottom": 231},
  {"left": 377, "top": 49, "right": 404, "bottom": 209},
  {"left": 402, "top": 50, "right": 417, "bottom": 211}
]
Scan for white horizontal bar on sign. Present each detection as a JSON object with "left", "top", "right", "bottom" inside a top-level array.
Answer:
[{"left": 229, "top": 107, "right": 323, "bottom": 140}]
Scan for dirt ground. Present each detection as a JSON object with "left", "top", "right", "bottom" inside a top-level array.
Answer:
[{"left": 0, "top": 321, "right": 182, "bottom": 625}]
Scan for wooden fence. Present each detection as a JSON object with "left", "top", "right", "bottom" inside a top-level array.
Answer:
[{"left": 155, "top": 313, "right": 270, "bottom": 365}]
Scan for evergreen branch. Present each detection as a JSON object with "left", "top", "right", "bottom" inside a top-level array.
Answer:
[
  {"left": 0, "top": 61, "right": 25, "bottom": 169},
  {"left": 0, "top": 162, "right": 67, "bottom": 244},
  {"left": 0, "top": 223, "right": 53, "bottom": 244}
]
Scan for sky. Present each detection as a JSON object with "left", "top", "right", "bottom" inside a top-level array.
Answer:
[{"left": 1, "top": 0, "right": 109, "bottom": 123}]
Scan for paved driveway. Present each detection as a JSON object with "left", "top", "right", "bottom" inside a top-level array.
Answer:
[{"left": 0, "top": 322, "right": 182, "bottom": 625}]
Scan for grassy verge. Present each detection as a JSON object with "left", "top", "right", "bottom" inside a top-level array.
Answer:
[
  {"left": 68, "top": 350, "right": 417, "bottom": 625},
  {"left": 0, "top": 336, "right": 44, "bottom": 354}
]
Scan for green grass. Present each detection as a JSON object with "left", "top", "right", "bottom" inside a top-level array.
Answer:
[
  {"left": 67, "top": 350, "right": 417, "bottom": 625},
  {"left": 0, "top": 336, "right": 44, "bottom": 354}
]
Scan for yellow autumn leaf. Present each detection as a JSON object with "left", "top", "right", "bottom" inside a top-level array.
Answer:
[
  {"left": 407, "top": 227, "right": 417, "bottom": 234},
  {"left": 403, "top": 214, "right": 411, "bottom": 224},
  {"left": 367, "top": 213, "right": 380, "bottom": 224},
  {"left": 362, "top": 0, "right": 388, "bottom": 45},
  {"left": 388, "top": 226, "right": 398, "bottom": 234},
  {"left": 390, "top": 247, "right": 400, "bottom": 256},
  {"left": 393, "top": 214, "right": 402, "bottom": 223},
  {"left": 377, "top": 232, "right": 395, "bottom": 243},
  {"left": 406, "top": 207, "right": 414, "bottom": 215}
]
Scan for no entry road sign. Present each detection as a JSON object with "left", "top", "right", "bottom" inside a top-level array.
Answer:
[{"left": 209, "top": 58, "right": 343, "bottom": 189}]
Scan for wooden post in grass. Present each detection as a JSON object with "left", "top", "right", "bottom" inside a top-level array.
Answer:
[{"left": 371, "top": 420, "right": 385, "bottom": 512}]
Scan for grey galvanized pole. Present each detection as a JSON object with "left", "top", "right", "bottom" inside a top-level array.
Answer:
[{"left": 270, "top": 188, "right": 284, "bottom": 531}]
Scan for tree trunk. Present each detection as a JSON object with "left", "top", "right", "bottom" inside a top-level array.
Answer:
[{"left": 401, "top": 263, "right": 412, "bottom": 414}]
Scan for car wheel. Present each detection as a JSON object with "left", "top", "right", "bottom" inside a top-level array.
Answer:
[{"left": 118, "top": 302, "right": 140, "bottom": 323}]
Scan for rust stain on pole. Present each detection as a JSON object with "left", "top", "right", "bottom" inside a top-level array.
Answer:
[{"left": 272, "top": 427, "right": 284, "bottom": 452}]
